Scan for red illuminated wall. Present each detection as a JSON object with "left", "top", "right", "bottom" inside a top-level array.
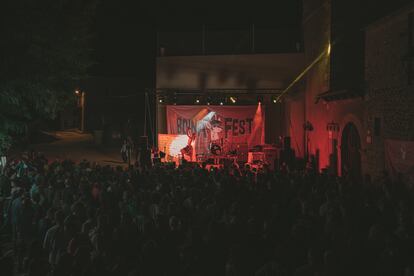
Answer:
[
  {"left": 287, "top": 0, "right": 367, "bottom": 174},
  {"left": 286, "top": 97, "right": 305, "bottom": 158}
]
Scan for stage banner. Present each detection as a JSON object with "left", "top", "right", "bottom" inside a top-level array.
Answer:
[
  {"left": 385, "top": 139, "right": 414, "bottom": 183},
  {"left": 166, "top": 105, "right": 265, "bottom": 156}
]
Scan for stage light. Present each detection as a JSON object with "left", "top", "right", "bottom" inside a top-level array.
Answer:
[
  {"left": 196, "top": 99, "right": 200, "bottom": 103},
  {"left": 159, "top": 99, "right": 163, "bottom": 103},
  {"left": 273, "top": 99, "right": 277, "bottom": 103},
  {"left": 220, "top": 101, "right": 224, "bottom": 105},
  {"left": 230, "top": 96, "right": 236, "bottom": 103},
  {"left": 75, "top": 90, "right": 80, "bottom": 95},
  {"left": 276, "top": 45, "right": 332, "bottom": 103},
  {"left": 207, "top": 102, "right": 210, "bottom": 105}
]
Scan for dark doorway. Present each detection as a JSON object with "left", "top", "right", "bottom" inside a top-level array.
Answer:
[{"left": 341, "top": 122, "right": 361, "bottom": 179}]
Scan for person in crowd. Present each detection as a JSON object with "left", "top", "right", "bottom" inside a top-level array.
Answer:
[
  {"left": 0, "top": 151, "right": 412, "bottom": 276},
  {"left": 43, "top": 210, "right": 66, "bottom": 268},
  {"left": 121, "top": 140, "right": 129, "bottom": 163}
]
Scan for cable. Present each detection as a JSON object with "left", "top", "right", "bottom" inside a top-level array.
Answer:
[
  {"left": 145, "top": 92, "right": 155, "bottom": 148},
  {"left": 143, "top": 93, "right": 147, "bottom": 137}
]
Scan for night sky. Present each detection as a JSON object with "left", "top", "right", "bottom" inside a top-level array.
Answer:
[
  {"left": 82, "top": 0, "right": 413, "bottom": 137},
  {"left": 89, "top": 0, "right": 302, "bottom": 81},
  {"left": 88, "top": 0, "right": 412, "bottom": 89}
]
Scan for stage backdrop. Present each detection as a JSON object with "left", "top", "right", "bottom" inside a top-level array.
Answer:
[{"left": 166, "top": 105, "right": 265, "bottom": 156}]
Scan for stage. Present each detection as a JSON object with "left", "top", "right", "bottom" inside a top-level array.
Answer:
[{"left": 155, "top": 104, "right": 284, "bottom": 171}]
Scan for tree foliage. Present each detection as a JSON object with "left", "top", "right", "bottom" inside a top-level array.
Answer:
[{"left": 0, "top": 0, "right": 97, "bottom": 150}]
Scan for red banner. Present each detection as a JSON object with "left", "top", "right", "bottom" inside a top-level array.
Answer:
[
  {"left": 385, "top": 139, "right": 414, "bottom": 183},
  {"left": 166, "top": 105, "right": 265, "bottom": 156}
]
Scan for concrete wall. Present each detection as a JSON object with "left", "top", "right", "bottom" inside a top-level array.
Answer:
[
  {"left": 155, "top": 54, "right": 305, "bottom": 144},
  {"left": 156, "top": 54, "right": 305, "bottom": 90}
]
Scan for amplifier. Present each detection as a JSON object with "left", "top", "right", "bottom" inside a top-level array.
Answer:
[
  {"left": 248, "top": 152, "right": 265, "bottom": 163},
  {"left": 235, "top": 143, "right": 248, "bottom": 162}
]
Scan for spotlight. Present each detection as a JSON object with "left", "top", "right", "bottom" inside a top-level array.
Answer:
[
  {"left": 220, "top": 101, "right": 224, "bottom": 106},
  {"left": 75, "top": 90, "right": 80, "bottom": 95},
  {"left": 207, "top": 102, "right": 210, "bottom": 105},
  {"left": 230, "top": 96, "right": 236, "bottom": 104},
  {"left": 159, "top": 99, "right": 163, "bottom": 103},
  {"left": 273, "top": 99, "right": 277, "bottom": 103},
  {"left": 196, "top": 98, "right": 200, "bottom": 103}
]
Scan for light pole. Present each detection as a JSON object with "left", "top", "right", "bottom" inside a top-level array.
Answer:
[{"left": 75, "top": 90, "right": 85, "bottom": 132}]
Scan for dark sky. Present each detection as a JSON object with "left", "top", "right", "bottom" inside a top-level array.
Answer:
[
  {"left": 89, "top": 0, "right": 302, "bottom": 81},
  {"left": 89, "top": 0, "right": 411, "bottom": 83},
  {"left": 84, "top": 0, "right": 411, "bottom": 134}
]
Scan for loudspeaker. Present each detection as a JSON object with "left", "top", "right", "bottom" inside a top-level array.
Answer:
[
  {"left": 329, "top": 139, "right": 338, "bottom": 175},
  {"left": 283, "top": 136, "right": 291, "bottom": 150},
  {"left": 139, "top": 148, "right": 151, "bottom": 167},
  {"left": 279, "top": 148, "right": 295, "bottom": 170},
  {"left": 138, "top": 136, "right": 148, "bottom": 149}
]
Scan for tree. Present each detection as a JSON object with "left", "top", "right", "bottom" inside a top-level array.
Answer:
[{"left": 0, "top": 0, "right": 97, "bottom": 151}]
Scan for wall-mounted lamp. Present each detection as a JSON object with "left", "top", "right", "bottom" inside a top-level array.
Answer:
[{"left": 304, "top": 121, "right": 314, "bottom": 131}]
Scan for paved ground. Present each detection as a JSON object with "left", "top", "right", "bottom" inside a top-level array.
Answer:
[{"left": 29, "top": 130, "right": 126, "bottom": 166}]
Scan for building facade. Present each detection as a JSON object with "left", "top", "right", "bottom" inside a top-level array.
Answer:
[
  {"left": 154, "top": 2, "right": 414, "bottom": 180},
  {"left": 364, "top": 4, "right": 414, "bottom": 179},
  {"left": 290, "top": 0, "right": 414, "bottom": 180}
]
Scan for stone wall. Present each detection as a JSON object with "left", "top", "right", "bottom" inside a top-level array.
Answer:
[
  {"left": 300, "top": 0, "right": 414, "bottom": 178},
  {"left": 364, "top": 4, "right": 414, "bottom": 178}
]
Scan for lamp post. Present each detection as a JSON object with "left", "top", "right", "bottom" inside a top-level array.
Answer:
[
  {"left": 327, "top": 121, "right": 340, "bottom": 175},
  {"left": 303, "top": 121, "right": 314, "bottom": 162},
  {"left": 75, "top": 90, "right": 85, "bottom": 132}
]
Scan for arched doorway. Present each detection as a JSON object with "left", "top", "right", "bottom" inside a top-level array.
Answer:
[{"left": 341, "top": 122, "right": 361, "bottom": 179}]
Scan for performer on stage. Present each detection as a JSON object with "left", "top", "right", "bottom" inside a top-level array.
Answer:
[
  {"left": 180, "top": 128, "right": 196, "bottom": 161},
  {"left": 151, "top": 146, "right": 161, "bottom": 165},
  {"left": 206, "top": 118, "right": 223, "bottom": 155}
]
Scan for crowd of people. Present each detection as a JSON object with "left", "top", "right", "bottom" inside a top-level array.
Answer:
[{"left": 0, "top": 152, "right": 413, "bottom": 276}]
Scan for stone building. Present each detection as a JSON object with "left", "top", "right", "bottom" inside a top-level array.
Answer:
[
  {"left": 153, "top": 0, "right": 414, "bottom": 180},
  {"left": 287, "top": 0, "right": 414, "bottom": 180},
  {"left": 364, "top": 4, "right": 414, "bottom": 179}
]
